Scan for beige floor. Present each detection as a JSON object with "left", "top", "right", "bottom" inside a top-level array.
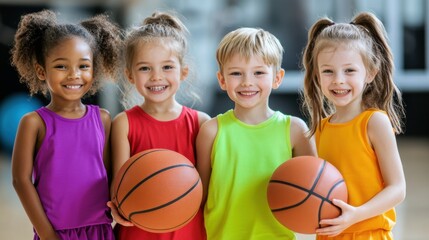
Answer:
[{"left": 0, "top": 137, "right": 428, "bottom": 239}]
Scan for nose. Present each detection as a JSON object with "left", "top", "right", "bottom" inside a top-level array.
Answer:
[
  {"left": 332, "top": 73, "right": 345, "bottom": 85},
  {"left": 68, "top": 68, "right": 81, "bottom": 80},
  {"left": 240, "top": 74, "right": 253, "bottom": 87},
  {"left": 150, "top": 69, "right": 162, "bottom": 81}
]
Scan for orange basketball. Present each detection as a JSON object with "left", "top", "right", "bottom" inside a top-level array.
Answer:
[
  {"left": 112, "top": 149, "right": 202, "bottom": 233},
  {"left": 267, "top": 156, "right": 348, "bottom": 234}
]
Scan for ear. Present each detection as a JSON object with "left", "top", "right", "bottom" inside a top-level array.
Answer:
[
  {"left": 125, "top": 68, "right": 135, "bottom": 84},
  {"left": 365, "top": 69, "right": 377, "bottom": 84},
  {"left": 217, "top": 71, "right": 227, "bottom": 90},
  {"left": 180, "top": 66, "right": 189, "bottom": 81},
  {"left": 272, "top": 68, "right": 285, "bottom": 89},
  {"left": 34, "top": 64, "right": 46, "bottom": 81}
]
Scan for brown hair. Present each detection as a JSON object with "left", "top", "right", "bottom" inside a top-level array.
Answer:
[{"left": 301, "top": 12, "right": 405, "bottom": 136}]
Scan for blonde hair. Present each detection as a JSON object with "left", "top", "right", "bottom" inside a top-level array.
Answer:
[
  {"left": 119, "top": 11, "right": 200, "bottom": 109},
  {"left": 216, "top": 27, "right": 284, "bottom": 73},
  {"left": 301, "top": 12, "right": 405, "bottom": 136}
]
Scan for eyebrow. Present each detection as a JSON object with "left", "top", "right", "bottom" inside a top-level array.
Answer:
[
  {"left": 51, "top": 57, "right": 92, "bottom": 62},
  {"left": 135, "top": 60, "right": 176, "bottom": 66}
]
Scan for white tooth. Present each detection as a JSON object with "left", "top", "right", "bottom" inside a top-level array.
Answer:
[
  {"left": 334, "top": 89, "right": 348, "bottom": 94},
  {"left": 150, "top": 86, "right": 165, "bottom": 91},
  {"left": 241, "top": 92, "right": 256, "bottom": 96},
  {"left": 66, "top": 85, "right": 80, "bottom": 89}
]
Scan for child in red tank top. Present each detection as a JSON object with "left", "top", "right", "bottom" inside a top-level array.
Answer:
[{"left": 107, "top": 11, "right": 210, "bottom": 240}]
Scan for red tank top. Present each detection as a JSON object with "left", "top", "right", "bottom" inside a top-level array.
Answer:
[
  {"left": 115, "top": 105, "right": 206, "bottom": 239},
  {"left": 126, "top": 105, "right": 199, "bottom": 164}
]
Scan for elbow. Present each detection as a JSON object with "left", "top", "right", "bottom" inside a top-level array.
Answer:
[
  {"left": 12, "top": 177, "right": 22, "bottom": 191},
  {"left": 399, "top": 185, "right": 406, "bottom": 203},
  {"left": 12, "top": 175, "right": 29, "bottom": 193},
  {"left": 394, "top": 182, "right": 406, "bottom": 205}
]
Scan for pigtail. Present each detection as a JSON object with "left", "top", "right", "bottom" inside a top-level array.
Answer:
[
  {"left": 10, "top": 9, "right": 57, "bottom": 95},
  {"left": 80, "top": 14, "right": 123, "bottom": 94},
  {"left": 353, "top": 12, "right": 405, "bottom": 133},
  {"left": 302, "top": 18, "right": 335, "bottom": 137}
]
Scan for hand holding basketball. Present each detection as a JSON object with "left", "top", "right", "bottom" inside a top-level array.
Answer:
[
  {"left": 267, "top": 156, "right": 348, "bottom": 234},
  {"left": 107, "top": 201, "right": 134, "bottom": 227}
]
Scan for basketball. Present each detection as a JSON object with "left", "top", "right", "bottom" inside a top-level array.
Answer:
[
  {"left": 267, "top": 156, "right": 348, "bottom": 234},
  {"left": 112, "top": 149, "right": 203, "bottom": 233}
]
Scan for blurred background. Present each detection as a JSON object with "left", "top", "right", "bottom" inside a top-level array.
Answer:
[{"left": 0, "top": 0, "right": 427, "bottom": 239}]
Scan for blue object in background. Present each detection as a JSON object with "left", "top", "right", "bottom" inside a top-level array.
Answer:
[{"left": 0, "top": 93, "right": 43, "bottom": 154}]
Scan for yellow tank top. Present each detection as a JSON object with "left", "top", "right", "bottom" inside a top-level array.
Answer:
[
  {"left": 205, "top": 110, "right": 295, "bottom": 240},
  {"left": 316, "top": 109, "right": 396, "bottom": 238}
]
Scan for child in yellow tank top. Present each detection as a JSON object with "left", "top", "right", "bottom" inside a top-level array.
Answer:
[{"left": 301, "top": 12, "right": 406, "bottom": 239}]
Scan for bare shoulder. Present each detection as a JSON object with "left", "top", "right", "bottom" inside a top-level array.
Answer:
[
  {"left": 199, "top": 117, "right": 218, "bottom": 138},
  {"left": 367, "top": 111, "right": 394, "bottom": 140},
  {"left": 112, "top": 111, "right": 128, "bottom": 124},
  {"left": 16, "top": 111, "right": 45, "bottom": 145},
  {"left": 368, "top": 111, "right": 391, "bottom": 128},
  {"left": 288, "top": 115, "right": 316, "bottom": 157},
  {"left": 289, "top": 115, "right": 309, "bottom": 132},
  {"left": 197, "top": 110, "right": 211, "bottom": 127},
  {"left": 20, "top": 111, "right": 44, "bottom": 128},
  {"left": 99, "top": 108, "right": 112, "bottom": 123}
]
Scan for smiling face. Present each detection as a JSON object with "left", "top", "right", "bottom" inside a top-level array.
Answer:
[
  {"left": 35, "top": 36, "right": 93, "bottom": 103},
  {"left": 317, "top": 43, "right": 374, "bottom": 112},
  {"left": 217, "top": 53, "right": 283, "bottom": 111},
  {"left": 125, "top": 40, "right": 188, "bottom": 106}
]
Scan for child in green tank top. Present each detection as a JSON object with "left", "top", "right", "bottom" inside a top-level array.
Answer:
[{"left": 196, "top": 27, "right": 317, "bottom": 240}]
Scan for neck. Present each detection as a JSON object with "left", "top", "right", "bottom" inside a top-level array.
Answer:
[
  {"left": 233, "top": 105, "right": 274, "bottom": 125},
  {"left": 141, "top": 100, "right": 183, "bottom": 121}
]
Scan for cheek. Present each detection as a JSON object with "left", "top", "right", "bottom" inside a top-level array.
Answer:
[
  {"left": 83, "top": 71, "right": 94, "bottom": 80},
  {"left": 319, "top": 77, "right": 329, "bottom": 88}
]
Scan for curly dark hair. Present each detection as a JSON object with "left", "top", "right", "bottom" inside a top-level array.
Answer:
[{"left": 10, "top": 9, "right": 123, "bottom": 96}]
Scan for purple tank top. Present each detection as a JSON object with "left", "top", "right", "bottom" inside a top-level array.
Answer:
[{"left": 34, "top": 105, "right": 112, "bottom": 230}]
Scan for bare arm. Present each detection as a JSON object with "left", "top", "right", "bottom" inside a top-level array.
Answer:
[
  {"left": 195, "top": 118, "right": 218, "bottom": 204},
  {"left": 289, "top": 116, "right": 317, "bottom": 157},
  {"left": 99, "top": 108, "right": 112, "bottom": 184},
  {"left": 107, "top": 111, "right": 134, "bottom": 226},
  {"left": 110, "top": 112, "right": 131, "bottom": 182},
  {"left": 317, "top": 111, "right": 406, "bottom": 236},
  {"left": 360, "top": 111, "right": 406, "bottom": 218},
  {"left": 11, "top": 112, "right": 59, "bottom": 239}
]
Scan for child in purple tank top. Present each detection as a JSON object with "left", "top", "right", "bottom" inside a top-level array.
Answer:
[{"left": 10, "top": 10, "right": 122, "bottom": 240}]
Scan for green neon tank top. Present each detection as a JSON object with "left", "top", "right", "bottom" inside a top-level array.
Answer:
[{"left": 205, "top": 110, "right": 295, "bottom": 240}]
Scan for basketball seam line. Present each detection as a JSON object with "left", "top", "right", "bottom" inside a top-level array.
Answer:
[
  {"left": 317, "top": 179, "right": 345, "bottom": 228},
  {"left": 270, "top": 160, "right": 326, "bottom": 212},
  {"left": 132, "top": 202, "right": 200, "bottom": 232},
  {"left": 128, "top": 178, "right": 201, "bottom": 218},
  {"left": 114, "top": 149, "right": 162, "bottom": 202},
  {"left": 117, "top": 164, "right": 195, "bottom": 208}
]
